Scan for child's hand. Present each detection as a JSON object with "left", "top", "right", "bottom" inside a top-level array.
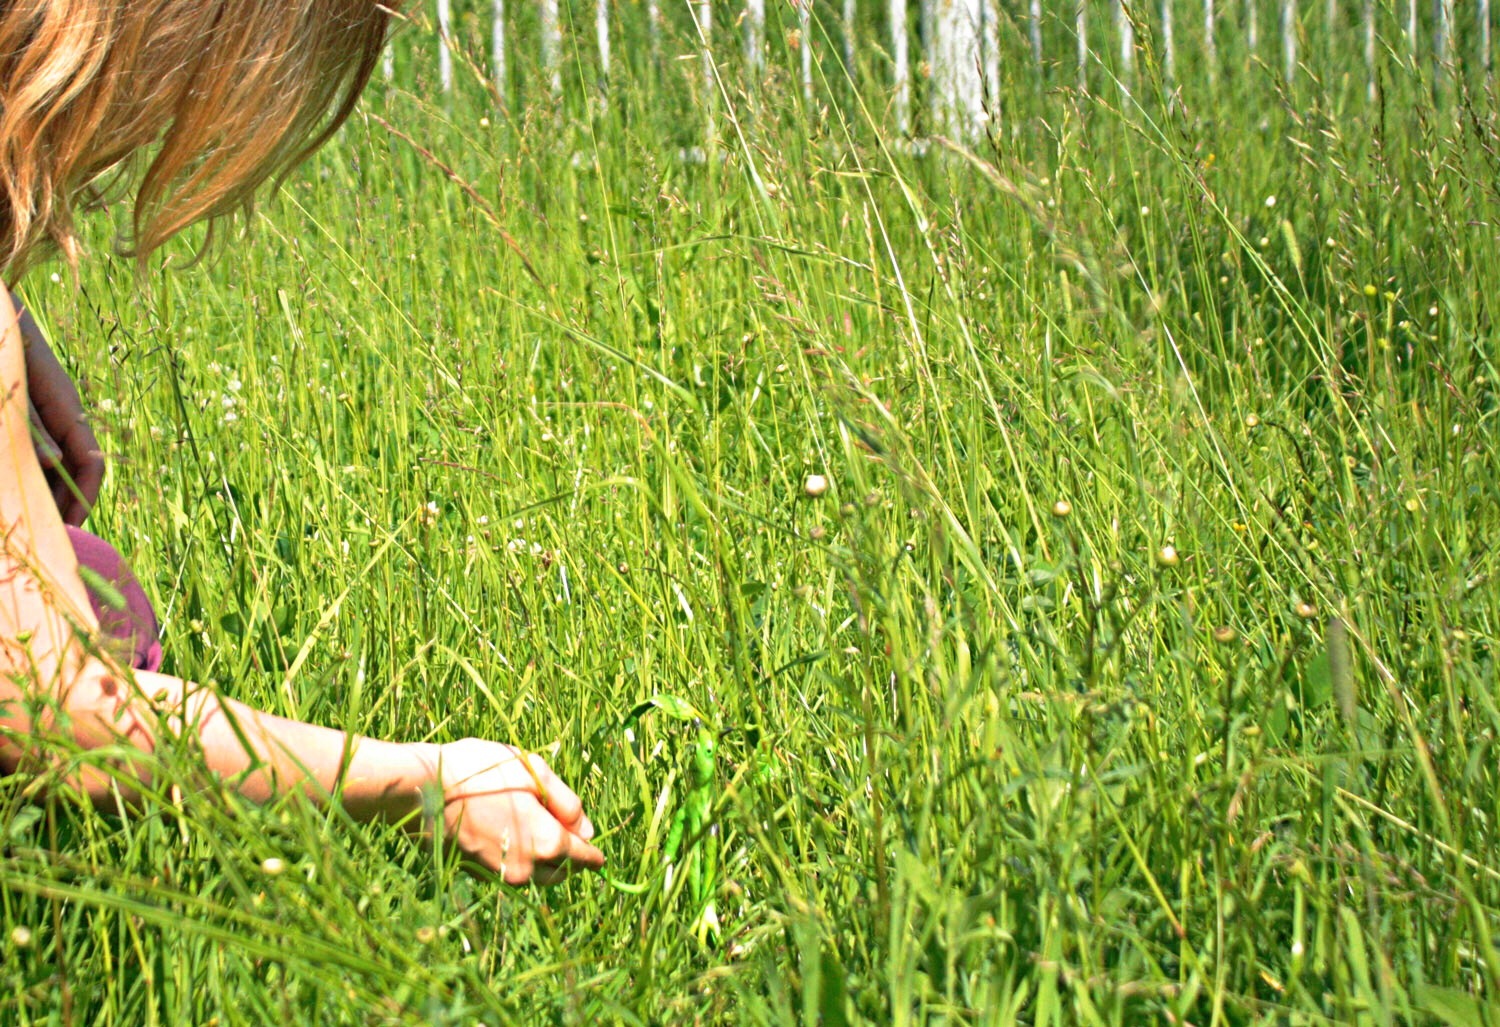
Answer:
[
  {"left": 13, "top": 293, "right": 103, "bottom": 526},
  {"left": 433, "top": 739, "right": 604, "bottom": 885},
  {"left": 29, "top": 393, "right": 103, "bottom": 526}
]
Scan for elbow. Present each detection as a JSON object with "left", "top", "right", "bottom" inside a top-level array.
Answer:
[{"left": 1, "top": 653, "right": 158, "bottom": 808}]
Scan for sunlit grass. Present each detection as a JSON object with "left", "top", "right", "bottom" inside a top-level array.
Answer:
[{"left": 3, "top": 13, "right": 1500, "bottom": 1024}]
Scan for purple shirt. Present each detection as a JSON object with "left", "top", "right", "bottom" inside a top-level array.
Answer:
[{"left": 66, "top": 526, "right": 162, "bottom": 673}]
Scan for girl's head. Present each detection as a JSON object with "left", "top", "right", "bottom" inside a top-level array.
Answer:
[{"left": 0, "top": 2, "right": 393, "bottom": 276}]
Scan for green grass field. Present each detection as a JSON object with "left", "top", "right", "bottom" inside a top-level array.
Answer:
[{"left": 4, "top": 11, "right": 1500, "bottom": 1024}]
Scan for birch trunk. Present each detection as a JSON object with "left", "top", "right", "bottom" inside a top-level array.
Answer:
[
  {"left": 492, "top": 0, "right": 507, "bottom": 104},
  {"left": 934, "top": 0, "right": 986, "bottom": 137},
  {"left": 982, "top": 0, "right": 1001, "bottom": 120},
  {"left": 1114, "top": 0, "right": 1134, "bottom": 98},
  {"left": 1246, "top": 0, "right": 1258, "bottom": 56},
  {"left": 437, "top": 0, "right": 453, "bottom": 93},
  {"left": 1030, "top": 0, "right": 1043, "bottom": 67},
  {"left": 541, "top": 0, "right": 562, "bottom": 97},
  {"left": 1204, "top": 0, "right": 1216, "bottom": 87},
  {"left": 1077, "top": 0, "right": 1089, "bottom": 91},
  {"left": 1364, "top": 0, "right": 1375, "bottom": 100},
  {"left": 800, "top": 0, "right": 813, "bottom": 102},
  {"left": 1162, "top": 0, "right": 1176, "bottom": 83},
  {"left": 893, "top": 0, "right": 910, "bottom": 130},
  {"left": 695, "top": 0, "right": 714, "bottom": 129},
  {"left": 1483, "top": 0, "right": 1493, "bottom": 73},
  {"left": 746, "top": 0, "right": 765, "bottom": 73},
  {"left": 597, "top": 0, "right": 611, "bottom": 87},
  {"left": 1281, "top": 0, "right": 1296, "bottom": 82},
  {"left": 1433, "top": 0, "right": 1451, "bottom": 87},
  {"left": 844, "top": 0, "right": 857, "bottom": 74}
]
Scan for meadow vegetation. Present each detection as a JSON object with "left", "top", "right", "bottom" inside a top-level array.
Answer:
[{"left": 3, "top": 6, "right": 1500, "bottom": 1023}]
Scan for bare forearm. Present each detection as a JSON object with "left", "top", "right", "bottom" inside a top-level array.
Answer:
[
  {"left": 117, "top": 670, "right": 436, "bottom": 822},
  {"left": 2, "top": 663, "right": 436, "bottom": 822}
]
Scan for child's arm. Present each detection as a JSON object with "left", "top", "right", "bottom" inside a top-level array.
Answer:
[
  {"left": 10, "top": 290, "right": 104, "bottom": 526},
  {"left": 1, "top": 291, "right": 602, "bottom": 884}
]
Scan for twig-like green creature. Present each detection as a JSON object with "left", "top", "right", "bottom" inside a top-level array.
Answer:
[{"left": 594, "top": 695, "right": 720, "bottom": 944}]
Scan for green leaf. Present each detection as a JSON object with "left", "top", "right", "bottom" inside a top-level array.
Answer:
[
  {"left": 650, "top": 694, "right": 705, "bottom": 722},
  {"left": 1304, "top": 651, "right": 1333, "bottom": 708},
  {"left": 1412, "top": 983, "right": 1500, "bottom": 1027}
]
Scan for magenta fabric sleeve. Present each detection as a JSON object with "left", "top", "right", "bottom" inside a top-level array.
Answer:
[{"left": 65, "top": 526, "right": 163, "bottom": 673}]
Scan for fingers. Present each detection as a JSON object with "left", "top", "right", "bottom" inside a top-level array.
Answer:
[
  {"left": 515, "top": 807, "right": 606, "bottom": 882},
  {"left": 29, "top": 400, "right": 61, "bottom": 469},
  {"left": 461, "top": 796, "right": 605, "bottom": 886},
  {"left": 59, "top": 426, "right": 103, "bottom": 526},
  {"left": 440, "top": 741, "right": 605, "bottom": 886},
  {"left": 527, "top": 755, "right": 592, "bottom": 837}
]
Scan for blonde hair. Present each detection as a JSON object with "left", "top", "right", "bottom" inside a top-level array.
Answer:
[{"left": 0, "top": 1, "right": 392, "bottom": 276}]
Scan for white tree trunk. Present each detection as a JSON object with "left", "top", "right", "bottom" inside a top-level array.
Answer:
[
  {"left": 1114, "top": 0, "right": 1134, "bottom": 98},
  {"left": 844, "top": 0, "right": 857, "bottom": 73},
  {"left": 982, "top": 0, "right": 1000, "bottom": 119},
  {"left": 1030, "top": 0, "right": 1043, "bottom": 66},
  {"left": 383, "top": 43, "right": 395, "bottom": 83},
  {"left": 492, "top": 0, "right": 507, "bottom": 103},
  {"left": 1362, "top": 0, "right": 1374, "bottom": 98},
  {"left": 1433, "top": 0, "right": 1452, "bottom": 85},
  {"left": 1246, "top": 0, "right": 1258, "bottom": 56},
  {"left": 649, "top": 0, "right": 662, "bottom": 61},
  {"left": 800, "top": 0, "right": 813, "bottom": 101},
  {"left": 1204, "top": 0, "right": 1216, "bottom": 86},
  {"left": 597, "top": 0, "right": 612, "bottom": 87},
  {"left": 541, "top": 0, "right": 562, "bottom": 97},
  {"left": 1407, "top": 0, "right": 1416, "bottom": 53},
  {"left": 1482, "top": 0, "right": 1493, "bottom": 73},
  {"left": 1281, "top": 0, "right": 1296, "bottom": 81},
  {"left": 1077, "top": 0, "right": 1089, "bottom": 90},
  {"left": 746, "top": 0, "right": 765, "bottom": 73},
  {"left": 695, "top": 0, "right": 713, "bottom": 116},
  {"left": 1363, "top": 0, "right": 1375, "bottom": 100},
  {"left": 437, "top": 0, "right": 453, "bottom": 93},
  {"left": 1162, "top": 0, "right": 1176, "bottom": 83},
  {"left": 892, "top": 0, "right": 910, "bottom": 130},
  {"left": 934, "top": 0, "right": 986, "bottom": 137},
  {"left": 1324, "top": 0, "right": 1336, "bottom": 37}
]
